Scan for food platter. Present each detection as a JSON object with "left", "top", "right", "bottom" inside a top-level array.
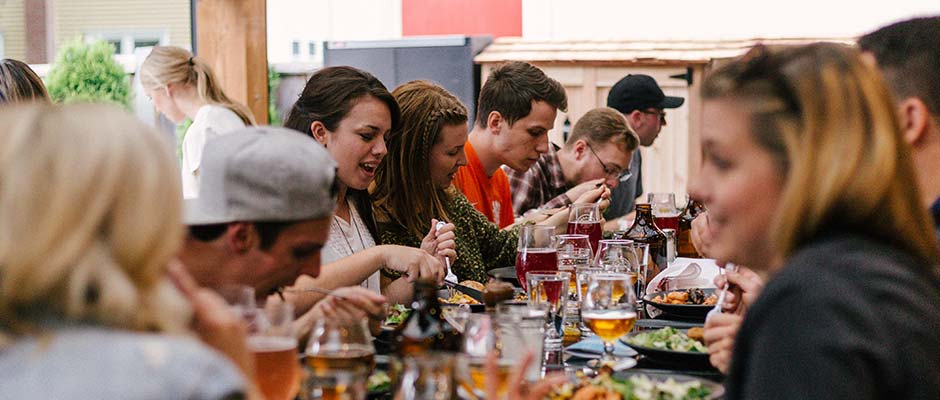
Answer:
[
  {"left": 643, "top": 288, "right": 717, "bottom": 320},
  {"left": 621, "top": 327, "right": 714, "bottom": 370}
]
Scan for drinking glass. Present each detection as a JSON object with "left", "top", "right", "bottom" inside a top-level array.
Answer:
[
  {"left": 648, "top": 192, "right": 680, "bottom": 231},
  {"left": 459, "top": 314, "right": 510, "bottom": 398},
  {"left": 218, "top": 284, "right": 259, "bottom": 323},
  {"left": 495, "top": 302, "right": 546, "bottom": 381},
  {"left": 525, "top": 271, "right": 570, "bottom": 349},
  {"left": 581, "top": 273, "right": 637, "bottom": 366},
  {"left": 303, "top": 318, "right": 375, "bottom": 400},
  {"left": 516, "top": 225, "right": 557, "bottom": 290},
  {"left": 595, "top": 240, "right": 640, "bottom": 279},
  {"left": 555, "top": 234, "right": 592, "bottom": 297},
  {"left": 250, "top": 301, "right": 301, "bottom": 400},
  {"left": 629, "top": 242, "right": 651, "bottom": 301},
  {"left": 567, "top": 203, "right": 602, "bottom": 253}
]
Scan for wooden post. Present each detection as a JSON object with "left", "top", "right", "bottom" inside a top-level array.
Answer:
[{"left": 195, "top": 0, "right": 268, "bottom": 124}]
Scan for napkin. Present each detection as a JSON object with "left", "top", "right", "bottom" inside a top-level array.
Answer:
[
  {"left": 646, "top": 257, "right": 720, "bottom": 294},
  {"left": 565, "top": 336, "right": 638, "bottom": 359}
]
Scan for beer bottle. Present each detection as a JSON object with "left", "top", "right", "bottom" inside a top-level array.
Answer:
[
  {"left": 624, "top": 203, "right": 668, "bottom": 282},
  {"left": 394, "top": 278, "right": 462, "bottom": 356},
  {"left": 677, "top": 199, "right": 706, "bottom": 258}
]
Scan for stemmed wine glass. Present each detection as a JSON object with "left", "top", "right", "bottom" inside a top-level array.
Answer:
[{"left": 581, "top": 273, "right": 637, "bottom": 367}]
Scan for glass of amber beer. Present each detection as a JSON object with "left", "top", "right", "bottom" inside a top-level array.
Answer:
[
  {"left": 303, "top": 318, "right": 374, "bottom": 399},
  {"left": 249, "top": 301, "right": 301, "bottom": 400},
  {"left": 581, "top": 273, "right": 637, "bottom": 366}
]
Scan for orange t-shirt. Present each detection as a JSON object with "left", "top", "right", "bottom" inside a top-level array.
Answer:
[{"left": 452, "top": 142, "right": 515, "bottom": 228}]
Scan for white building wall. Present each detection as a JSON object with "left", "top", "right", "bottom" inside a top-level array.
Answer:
[
  {"left": 267, "top": 0, "right": 402, "bottom": 65},
  {"left": 522, "top": 0, "right": 940, "bottom": 40}
]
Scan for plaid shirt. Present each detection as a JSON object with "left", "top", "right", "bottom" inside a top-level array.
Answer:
[{"left": 503, "top": 144, "right": 571, "bottom": 217}]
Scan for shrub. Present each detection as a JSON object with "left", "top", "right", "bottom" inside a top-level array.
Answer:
[{"left": 46, "top": 38, "right": 131, "bottom": 107}]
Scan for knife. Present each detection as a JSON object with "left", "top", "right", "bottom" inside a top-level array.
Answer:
[{"left": 442, "top": 279, "right": 484, "bottom": 303}]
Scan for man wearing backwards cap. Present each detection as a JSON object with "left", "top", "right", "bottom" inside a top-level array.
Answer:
[
  {"left": 605, "top": 74, "right": 685, "bottom": 225},
  {"left": 178, "top": 126, "right": 385, "bottom": 325}
]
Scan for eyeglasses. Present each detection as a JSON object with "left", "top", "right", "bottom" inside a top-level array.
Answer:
[
  {"left": 585, "top": 142, "right": 632, "bottom": 183},
  {"left": 639, "top": 109, "right": 667, "bottom": 125}
]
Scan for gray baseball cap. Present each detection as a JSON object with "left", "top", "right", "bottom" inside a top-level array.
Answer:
[{"left": 184, "top": 126, "right": 338, "bottom": 225}]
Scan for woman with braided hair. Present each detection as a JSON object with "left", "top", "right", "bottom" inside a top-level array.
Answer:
[
  {"left": 372, "top": 80, "right": 520, "bottom": 283},
  {"left": 140, "top": 46, "right": 254, "bottom": 198}
]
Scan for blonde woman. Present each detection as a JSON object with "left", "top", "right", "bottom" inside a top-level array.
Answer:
[
  {"left": 690, "top": 43, "right": 940, "bottom": 398},
  {"left": 0, "top": 104, "right": 254, "bottom": 399},
  {"left": 140, "top": 46, "right": 255, "bottom": 198}
]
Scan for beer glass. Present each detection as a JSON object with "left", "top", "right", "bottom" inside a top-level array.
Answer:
[
  {"left": 581, "top": 273, "right": 637, "bottom": 366},
  {"left": 648, "top": 192, "right": 680, "bottom": 231},
  {"left": 495, "top": 302, "right": 546, "bottom": 381},
  {"left": 249, "top": 301, "right": 301, "bottom": 400},
  {"left": 516, "top": 225, "right": 557, "bottom": 290},
  {"left": 567, "top": 203, "right": 602, "bottom": 253},
  {"left": 459, "top": 314, "right": 509, "bottom": 398},
  {"left": 303, "top": 318, "right": 375, "bottom": 400}
]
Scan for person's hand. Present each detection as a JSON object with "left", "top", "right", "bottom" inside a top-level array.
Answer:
[
  {"left": 298, "top": 286, "right": 387, "bottom": 336},
  {"left": 691, "top": 212, "right": 714, "bottom": 258},
  {"left": 572, "top": 184, "right": 611, "bottom": 207},
  {"left": 166, "top": 260, "right": 254, "bottom": 377},
  {"left": 703, "top": 312, "right": 743, "bottom": 374},
  {"left": 420, "top": 219, "right": 457, "bottom": 265},
  {"left": 485, "top": 351, "right": 567, "bottom": 400},
  {"left": 381, "top": 245, "right": 445, "bottom": 285},
  {"left": 563, "top": 179, "right": 604, "bottom": 205},
  {"left": 713, "top": 266, "right": 764, "bottom": 313}
]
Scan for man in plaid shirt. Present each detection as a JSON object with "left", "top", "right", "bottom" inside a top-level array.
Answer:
[{"left": 505, "top": 107, "right": 639, "bottom": 217}]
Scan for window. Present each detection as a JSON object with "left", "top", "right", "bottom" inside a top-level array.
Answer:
[
  {"left": 308, "top": 41, "right": 316, "bottom": 56},
  {"left": 0, "top": 33, "right": 5, "bottom": 58},
  {"left": 85, "top": 31, "right": 168, "bottom": 55},
  {"left": 291, "top": 41, "right": 300, "bottom": 57}
]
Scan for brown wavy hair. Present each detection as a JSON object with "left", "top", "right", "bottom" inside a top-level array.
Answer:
[
  {"left": 372, "top": 80, "right": 468, "bottom": 239},
  {"left": 0, "top": 59, "right": 49, "bottom": 104}
]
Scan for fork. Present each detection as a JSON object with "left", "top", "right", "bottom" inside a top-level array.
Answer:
[
  {"left": 436, "top": 220, "right": 458, "bottom": 285},
  {"left": 708, "top": 262, "right": 737, "bottom": 318}
]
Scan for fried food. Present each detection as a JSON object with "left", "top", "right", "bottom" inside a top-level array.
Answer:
[
  {"left": 459, "top": 280, "right": 485, "bottom": 291},
  {"left": 440, "top": 291, "right": 480, "bottom": 305},
  {"left": 652, "top": 288, "right": 717, "bottom": 305},
  {"left": 686, "top": 327, "right": 705, "bottom": 342}
]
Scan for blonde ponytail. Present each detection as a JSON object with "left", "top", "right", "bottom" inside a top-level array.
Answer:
[{"left": 140, "top": 46, "right": 256, "bottom": 125}]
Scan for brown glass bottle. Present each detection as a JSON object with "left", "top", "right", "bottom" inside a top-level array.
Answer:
[
  {"left": 394, "top": 278, "right": 462, "bottom": 356},
  {"left": 624, "top": 203, "right": 668, "bottom": 283},
  {"left": 677, "top": 199, "right": 706, "bottom": 258}
]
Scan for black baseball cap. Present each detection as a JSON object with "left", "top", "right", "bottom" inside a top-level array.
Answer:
[{"left": 607, "top": 74, "right": 685, "bottom": 113}]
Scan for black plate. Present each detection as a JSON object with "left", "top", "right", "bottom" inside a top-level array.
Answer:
[
  {"left": 610, "top": 370, "right": 724, "bottom": 399},
  {"left": 487, "top": 266, "right": 520, "bottom": 287},
  {"left": 644, "top": 288, "right": 717, "bottom": 321},
  {"left": 621, "top": 329, "right": 714, "bottom": 370}
]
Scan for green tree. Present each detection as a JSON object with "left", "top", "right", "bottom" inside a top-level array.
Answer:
[
  {"left": 45, "top": 38, "right": 131, "bottom": 107},
  {"left": 268, "top": 65, "right": 282, "bottom": 126}
]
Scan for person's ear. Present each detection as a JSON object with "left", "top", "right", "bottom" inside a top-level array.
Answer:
[
  {"left": 899, "top": 97, "right": 930, "bottom": 146},
  {"left": 310, "top": 121, "right": 330, "bottom": 146},
  {"left": 227, "top": 222, "right": 259, "bottom": 254},
  {"left": 486, "top": 111, "right": 504, "bottom": 135},
  {"left": 572, "top": 139, "right": 588, "bottom": 160}
]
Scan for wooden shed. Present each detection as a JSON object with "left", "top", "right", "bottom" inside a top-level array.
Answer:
[{"left": 475, "top": 37, "right": 853, "bottom": 196}]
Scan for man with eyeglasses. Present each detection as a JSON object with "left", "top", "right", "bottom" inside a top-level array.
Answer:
[
  {"left": 605, "top": 74, "right": 685, "bottom": 226},
  {"left": 505, "top": 107, "right": 639, "bottom": 217}
]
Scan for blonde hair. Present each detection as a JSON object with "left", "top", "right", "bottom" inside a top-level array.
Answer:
[
  {"left": 0, "top": 103, "right": 191, "bottom": 337},
  {"left": 703, "top": 43, "right": 939, "bottom": 265},
  {"left": 139, "top": 46, "right": 255, "bottom": 125},
  {"left": 372, "top": 80, "right": 468, "bottom": 239}
]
